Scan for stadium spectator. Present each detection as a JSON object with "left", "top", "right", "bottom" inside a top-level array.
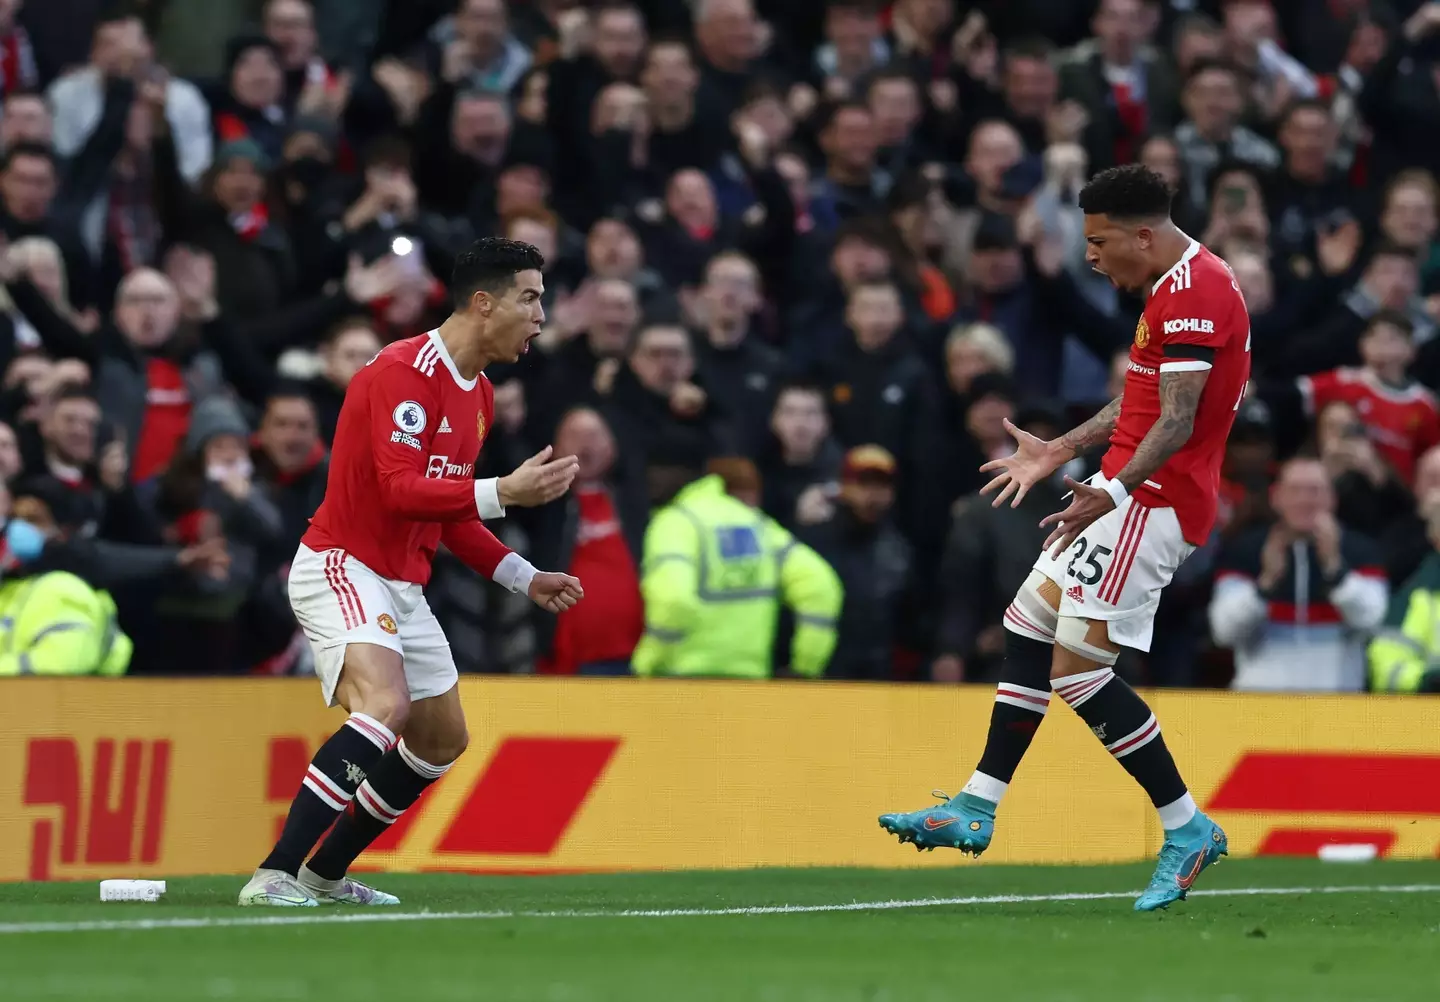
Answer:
[
  {"left": 797, "top": 444, "right": 914, "bottom": 680},
  {"left": 1209, "top": 457, "right": 1388, "bottom": 691},
  {"left": 1368, "top": 490, "right": 1440, "bottom": 692},
  {"left": 0, "top": 479, "right": 132, "bottom": 676},
  {"left": 48, "top": 11, "right": 213, "bottom": 191},
  {"left": 138, "top": 396, "right": 283, "bottom": 674},
  {"left": 529, "top": 405, "right": 645, "bottom": 676},
  {"left": 632, "top": 454, "right": 842, "bottom": 678},
  {"left": 1297, "top": 311, "right": 1440, "bottom": 485},
  {"left": 1379, "top": 444, "right": 1440, "bottom": 588},
  {"left": 932, "top": 401, "right": 1066, "bottom": 683},
  {"left": 760, "top": 381, "right": 842, "bottom": 532},
  {"left": 9, "top": 0, "right": 1440, "bottom": 689}
]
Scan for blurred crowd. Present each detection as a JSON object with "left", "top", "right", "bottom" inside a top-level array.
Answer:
[{"left": 4, "top": 0, "right": 1440, "bottom": 691}]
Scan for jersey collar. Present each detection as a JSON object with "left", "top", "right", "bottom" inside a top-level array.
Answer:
[
  {"left": 427, "top": 329, "right": 478, "bottom": 391},
  {"left": 1151, "top": 237, "right": 1202, "bottom": 296}
]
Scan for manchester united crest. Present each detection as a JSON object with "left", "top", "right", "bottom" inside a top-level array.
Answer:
[
  {"left": 377, "top": 614, "right": 398, "bottom": 635},
  {"left": 477, "top": 411, "right": 486, "bottom": 441},
  {"left": 1134, "top": 317, "right": 1150, "bottom": 349}
]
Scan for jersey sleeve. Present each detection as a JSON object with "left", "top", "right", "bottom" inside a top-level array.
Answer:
[
  {"left": 440, "top": 521, "right": 538, "bottom": 594},
  {"left": 368, "top": 362, "right": 499, "bottom": 523},
  {"left": 1296, "top": 368, "right": 1341, "bottom": 415},
  {"left": 1154, "top": 268, "right": 1240, "bottom": 374},
  {"left": 1416, "top": 398, "right": 1440, "bottom": 459}
]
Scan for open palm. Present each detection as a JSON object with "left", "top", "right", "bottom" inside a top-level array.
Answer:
[{"left": 980, "top": 418, "right": 1063, "bottom": 508}]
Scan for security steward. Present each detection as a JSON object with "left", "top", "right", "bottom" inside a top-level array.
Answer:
[{"left": 632, "top": 455, "right": 843, "bottom": 678}]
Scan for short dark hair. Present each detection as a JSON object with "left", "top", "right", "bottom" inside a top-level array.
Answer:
[
  {"left": 593, "top": 0, "right": 642, "bottom": 21},
  {"left": 866, "top": 68, "right": 918, "bottom": 97},
  {"left": 451, "top": 238, "right": 545, "bottom": 308},
  {"left": 1206, "top": 158, "right": 1266, "bottom": 203},
  {"left": 1185, "top": 58, "right": 1242, "bottom": 87},
  {"left": 826, "top": 0, "right": 878, "bottom": 17},
  {"left": 95, "top": 5, "right": 144, "bottom": 30},
  {"left": 741, "top": 78, "right": 786, "bottom": 108},
  {"left": 1369, "top": 239, "right": 1419, "bottom": 263},
  {"left": 1365, "top": 309, "right": 1416, "bottom": 339},
  {"left": 1078, "top": 164, "right": 1173, "bottom": 220},
  {"left": 266, "top": 380, "right": 318, "bottom": 408},
  {"left": 322, "top": 315, "right": 379, "bottom": 346},
  {"left": 362, "top": 134, "right": 411, "bottom": 172},
  {"left": 3, "top": 89, "right": 44, "bottom": 106},
  {"left": 833, "top": 216, "right": 893, "bottom": 250},
  {"left": 1175, "top": 11, "right": 1222, "bottom": 38},
  {"left": 819, "top": 99, "right": 872, "bottom": 133},
  {"left": 50, "top": 383, "right": 97, "bottom": 407},
  {"left": 630, "top": 319, "right": 689, "bottom": 350},
  {"left": 1005, "top": 37, "right": 1056, "bottom": 63},
  {"left": 1279, "top": 97, "right": 1331, "bottom": 129},
  {"left": 1, "top": 142, "right": 55, "bottom": 172}
]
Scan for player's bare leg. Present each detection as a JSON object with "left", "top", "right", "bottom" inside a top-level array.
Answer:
[
  {"left": 239, "top": 644, "right": 407, "bottom": 907},
  {"left": 878, "top": 573, "right": 1059, "bottom": 852},
  {"left": 1049, "top": 617, "right": 1227, "bottom": 911},
  {"left": 302, "top": 683, "right": 468, "bottom": 901}
]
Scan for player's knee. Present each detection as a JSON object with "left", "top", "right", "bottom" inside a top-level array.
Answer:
[
  {"left": 362, "top": 688, "right": 412, "bottom": 733},
  {"left": 405, "top": 725, "right": 468, "bottom": 766},
  {"left": 1051, "top": 617, "right": 1119, "bottom": 677},
  {"left": 1009, "top": 571, "right": 1060, "bottom": 641},
  {"left": 336, "top": 644, "right": 411, "bottom": 731}
]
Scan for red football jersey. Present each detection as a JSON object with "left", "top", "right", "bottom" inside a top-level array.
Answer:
[
  {"left": 303, "top": 330, "right": 513, "bottom": 585},
  {"left": 1298, "top": 367, "right": 1440, "bottom": 484},
  {"left": 1102, "top": 241, "right": 1252, "bottom": 544}
]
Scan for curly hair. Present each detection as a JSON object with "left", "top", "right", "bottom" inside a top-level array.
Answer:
[{"left": 1078, "top": 164, "right": 1174, "bottom": 221}]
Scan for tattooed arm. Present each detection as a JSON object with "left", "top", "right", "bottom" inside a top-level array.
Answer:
[
  {"left": 1056, "top": 396, "right": 1123, "bottom": 459},
  {"left": 1112, "top": 369, "right": 1209, "bottom": 492}
]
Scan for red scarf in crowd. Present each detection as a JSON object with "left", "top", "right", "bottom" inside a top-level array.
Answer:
[
  {"left": 230, "top": 202, "right": 270, "bottom": 242},
  {"left": 0, "top": 28, "right": 38, "bottom": 97}
]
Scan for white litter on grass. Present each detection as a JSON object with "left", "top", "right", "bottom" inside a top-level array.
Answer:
[
  {"left": 1, "top": 882, "right": 1437, "bottom": 936},
  {"left": 1318, "top": 844, "right": 1381, "bottom": 863}
]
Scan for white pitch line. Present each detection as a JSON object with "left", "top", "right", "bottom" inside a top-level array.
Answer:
[{"left": 1, "top": 883, "right": 1437, "bottom": 936}]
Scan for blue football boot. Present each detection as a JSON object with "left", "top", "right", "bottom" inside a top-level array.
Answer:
[
  {"left": 1134, "top": 812, "right": 1228, "bottom": 912},
  {"left": 878, "top": 790, "right": 996, "bottom": 856}
]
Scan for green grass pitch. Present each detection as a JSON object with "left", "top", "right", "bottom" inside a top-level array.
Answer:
[{"left": 1, "top": 859, "right": 1437, "bottom": 1001}]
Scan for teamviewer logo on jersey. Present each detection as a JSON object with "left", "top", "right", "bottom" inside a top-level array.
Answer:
[
  {"left": 426, "top": 455, "right": 448, "bottom": 479},
  {"left": 393, "top": 401, "right": 427, "bottom": 435}
]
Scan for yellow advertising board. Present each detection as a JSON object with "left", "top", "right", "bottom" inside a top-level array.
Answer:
[{"left": 2, "top": 678, "right": 1438, "bottom": 882}]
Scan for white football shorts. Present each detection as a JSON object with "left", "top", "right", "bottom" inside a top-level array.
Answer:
[
  {"left": 288, "top": 544, "right": 457, "bottom": 707},
  {"left": 1026, "top": 475, "right": 1196, "bottom": 652}
]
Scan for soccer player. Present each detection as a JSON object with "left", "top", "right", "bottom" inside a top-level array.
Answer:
[
  {"left": 240, "top": 239, "right": 585, "bottom": 907},
  {"left": 880, "top": 165, "right": 1250, "bottom": 911}
]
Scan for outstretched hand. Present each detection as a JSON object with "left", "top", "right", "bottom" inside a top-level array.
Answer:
[
  {"left": 528, "top": 571, "right": 584, "bottom": 614},
  {"left": 1038, "top": 476, "right": 1117, "bottom": 556},
  {"left": 979, "top": 418, "right": 1064, "bottom": 509},
  {"left": 497, "top": 446, "right": 579, "bottom": 508}
]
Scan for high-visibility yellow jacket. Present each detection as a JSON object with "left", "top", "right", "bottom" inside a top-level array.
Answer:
[
  {"left": 0, "top": 571, "right": 131, "bottom": 676},
  {"left": 631, "top": 475, "right": 843, "bottom": 678},
  {"left": 1367, "top": 552, "right": 1440, "bottom": 692}
]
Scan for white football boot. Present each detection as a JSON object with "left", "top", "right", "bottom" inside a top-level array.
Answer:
[
  {"left": 237, "top": 868, "right": 320, "bottom": 907},
  {"left": 298, "top": 865, "right": 401, "bottom": 905}
]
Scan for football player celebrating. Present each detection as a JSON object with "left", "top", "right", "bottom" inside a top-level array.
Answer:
[
  {"left": 241, "top": 239, "right": 583, "bottom": 907},
  {"left": 881, "top": 166, "right": 1251, "bottom": 911}
]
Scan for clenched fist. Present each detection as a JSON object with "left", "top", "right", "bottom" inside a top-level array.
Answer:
[{"left": 529, "top": 571, "right": 584, "bottom": 613}]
